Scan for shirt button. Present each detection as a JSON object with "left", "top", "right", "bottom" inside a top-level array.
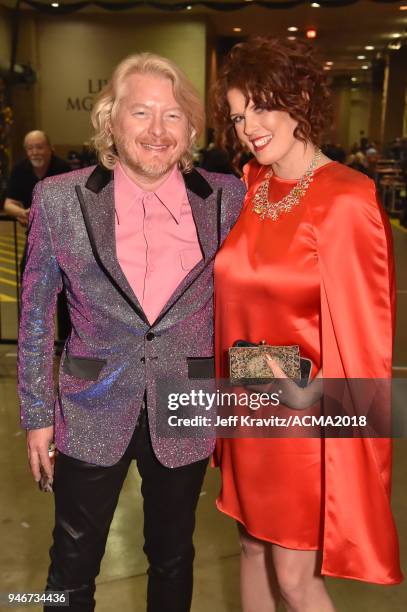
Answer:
[
  {"left": 146, "top": 332, "right": 155, "bottom": 341},
  {"left": 140, "top": 357, "right": 145, "bottom": 363}
]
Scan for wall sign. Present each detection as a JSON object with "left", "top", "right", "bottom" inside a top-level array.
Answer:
[{"left": 66, "top": 79, "right": 108, "bottom": 112}]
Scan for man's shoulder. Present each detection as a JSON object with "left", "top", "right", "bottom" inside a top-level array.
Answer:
[
  {"left": 10, "top": 158, "right": 32, "bottom": 176},
  {"left": 195, "top": 168, "right": 246, "bottom": 201},
  {"left": 41, "top": 165, "right": 96, "bottom": 191}
]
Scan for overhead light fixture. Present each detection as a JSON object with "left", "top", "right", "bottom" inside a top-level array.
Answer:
[
  {"left": 399, "top": 4, "right": 407, "bottom": 10},
  {"left": 186, "top": 4, "right": 192, "bottom": 9},
  {"left": 51, "top": 1, "right": 59, "bottom": 5},
  {"left": 311, "top": 2, "right": 321, "bottom": 7},
  {"left": 351, "top": 77, "right": 357, "bottom": 82},
  {"left": 288, "top": 26, "right": 298, "bottom": 32},
  {"left": 361, "top": 65, "right": 370, "bottom": 70},
  {"left": 306, "top": 28, "right": 317, "bottom": 39},
  {"left": 389, "top": 41, "right": 402, "bottom": 50},
  {"left": 365, "top": 45, "right": 375, "bottom": 50},
  {"left": 287, "top": 36, "right": 297, "bottom": 41},
  {"left": 233, "top": 27, "right": 242, "bottom": 32},
  {"left": 323, "top": 66, "right": 331, "bottom": 71},
  {"left": 391, "top": 33, "right": 402, "bottom": 38},
  {"left": 325, "top": 61, "right": 333, "bottom": 66},
  {"left": 357, "top": 55, "right": 366, "bottom": 60}
]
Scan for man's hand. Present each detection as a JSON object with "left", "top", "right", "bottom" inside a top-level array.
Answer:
[
  {"left": 26, "top": 426, "right": 54, "bottom": 483},
  {"left": 16, "top": 208, "right": 30, "bottom": 227},
  {"left": 3, "top": 198, "right": 30, "bottom": 226}
]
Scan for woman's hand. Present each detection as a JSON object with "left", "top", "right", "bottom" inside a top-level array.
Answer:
[{"left": 248, "top": 355, "right": 323, "bottom": 410}]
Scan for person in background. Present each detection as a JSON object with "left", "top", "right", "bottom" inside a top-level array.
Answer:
[
  {"left": 4, "top": 130, "right": 71, "bottom": 341},
  {"left": 212, "top": 36, "right": 402, "bottom": 612},
  {"left": 3, "top": 130, "right": 70, "bottom": 227}
]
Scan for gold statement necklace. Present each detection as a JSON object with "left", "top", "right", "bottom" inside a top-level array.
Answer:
[{"left": 252, "top": 148, "right": 322, "bottom": 221}]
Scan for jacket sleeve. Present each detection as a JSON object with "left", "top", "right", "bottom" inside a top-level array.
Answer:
[{"left": 18, "top": 181, "right": 63, "bottom": 429}]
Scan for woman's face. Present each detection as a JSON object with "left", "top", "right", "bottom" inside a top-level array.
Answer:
[{"left": 227, "top": 88, "right": 300, "bottom": 167}]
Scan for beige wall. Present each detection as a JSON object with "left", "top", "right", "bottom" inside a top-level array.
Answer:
[
  {"left": 348, "top": 88, "right": 371, "bottom": 149},
  {"left": 34, "top": 15, "right": 207, "bottom": 150},
  {"left": 330, "top": 83, "right": 371, "bottom": 150}
]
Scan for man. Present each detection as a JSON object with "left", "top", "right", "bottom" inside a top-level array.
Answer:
[
  {"left": 18, "top": 53, "right": 245, "bottom": 612},
  {"left": 4, "top": 130, "right": 71, "bottom": 340},
  {"left": 4, "top": 130, "right": 70, "bottom": 227}
]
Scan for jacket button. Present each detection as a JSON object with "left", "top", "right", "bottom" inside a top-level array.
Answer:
[
  {"left": 146, "top": 332, "right": 155, "bottom": 341},
  {"left": 140, "top": 357, "right": 145, "bottom": 363}
]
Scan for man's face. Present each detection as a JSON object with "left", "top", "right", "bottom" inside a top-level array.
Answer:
[
  {"left": 110, "top": 73, "right": 190, "bottom": 183},
  {"left": 24, "top": 134, "right": 52, "bottom": 171}
]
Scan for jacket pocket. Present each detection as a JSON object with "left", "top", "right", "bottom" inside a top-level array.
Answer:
[
  {"left": 62, "top": 354, "right": 107, "bottom": 381},
  {"left": 187, "top": 357, "right": 215, "bottom": 379},
  {"left": 180, "top": 248, "right": 203, "bottom": 271}
]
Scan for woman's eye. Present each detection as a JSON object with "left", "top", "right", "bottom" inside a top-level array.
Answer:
[{"left": 231, "top": 116, "right": 244, "bottom": 125}]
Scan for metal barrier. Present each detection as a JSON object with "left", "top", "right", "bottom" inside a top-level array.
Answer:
[{"left": 0, "top": 214, "right": 21, "bottom": 345}]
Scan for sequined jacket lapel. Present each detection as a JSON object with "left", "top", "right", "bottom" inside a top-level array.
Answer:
[{"left": 75, "top": 164, "right": 219, "bottom": 327}]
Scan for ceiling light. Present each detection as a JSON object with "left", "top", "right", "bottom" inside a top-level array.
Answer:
[
  {"left": 233, "top": 27, "right": 242, "bottom": 33},
  {"left": 288, "top": 27, "right": 298, "bottom": 32},
  {"left": 361, "top": 65, "right": 370, "bottom": 70},
  {"left": 306, "top": 29, "right": 317, "bottom": 39},
  {"left": 391, "top": 33, "right": 402, "bottom": 38},
  {"left": 51, "top": 2, "right": 59, "bottom": 5},
  {"left": 365, "top": 45, "right": 375, "bottom": 50},
  {"left": 186, "top": 5, "right": 192, "bottom": 9},
  {"left": 287, "top": 36, "right": 297, "bottom": 41},
  {"left": 351, "top": 77, "right": 357, "bottom": 82},
  {"left": 357, "top": 55, "right": 366, "bottom": 60},
  {"left": 323, "top": 66, "right": 331, "bottom": 71},
  {"left": 311, "top": 2, "right": 321, "bottom": 7},
  {"left": 325, "top": 61, "right": 333, "bottom": 66},
  {"left": 399, "top": 4, "right": 407, "bottom": 10},
  {"left": 389, "top": 41, "right": 402, "bottom": 50}
]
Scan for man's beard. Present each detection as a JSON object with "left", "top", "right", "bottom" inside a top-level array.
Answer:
[
  {"left": 30, "top": 158, "right": 46, "bottom": 169},
  {"left": 115, "top": 137, "right": 188, "bottom": 182}
]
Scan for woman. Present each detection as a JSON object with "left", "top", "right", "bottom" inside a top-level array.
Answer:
[{"left": 212, "top": 38, "right": 402, "bottom": 611}]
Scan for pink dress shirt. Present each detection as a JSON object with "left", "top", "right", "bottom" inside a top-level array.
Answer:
[{"left": 114, "top": 162, "right": 203, "bottom": 324}]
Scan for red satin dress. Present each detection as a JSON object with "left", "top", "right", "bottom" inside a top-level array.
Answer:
[{"left": 214, "top": 159, "right": 403, "bottom": 584}]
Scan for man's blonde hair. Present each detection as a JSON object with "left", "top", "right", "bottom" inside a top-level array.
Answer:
[{"left": 91, "top": 53, "right": 205, "bottom": 172}]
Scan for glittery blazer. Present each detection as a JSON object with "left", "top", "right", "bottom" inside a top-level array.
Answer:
[{"left": 18, "top": 164, "right": 245, "bottom": 467}]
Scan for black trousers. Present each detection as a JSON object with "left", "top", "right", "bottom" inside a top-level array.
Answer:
[{"left": 45, "top": 408, "right": 208, "bottom": 612}]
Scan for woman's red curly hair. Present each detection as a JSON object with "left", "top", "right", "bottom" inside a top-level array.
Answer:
[{"left": 211, "top": 37, "right": 333, "bottom": 168}]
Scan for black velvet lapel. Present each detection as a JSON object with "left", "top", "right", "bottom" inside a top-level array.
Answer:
[
  {"left": 85, "top": 165, "right": 113, "bottom": 194},
  {"left": 183, "top": 167, "right": 213, "bottom": 200}
]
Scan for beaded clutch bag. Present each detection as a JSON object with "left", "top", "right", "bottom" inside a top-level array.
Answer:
[{"left": 228, "top": 340, "right": 301, "bottom": 383}]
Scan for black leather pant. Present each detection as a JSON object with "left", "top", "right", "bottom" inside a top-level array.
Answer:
[{"left": 45, "top": 408, "right": 208, "bottom": 611}]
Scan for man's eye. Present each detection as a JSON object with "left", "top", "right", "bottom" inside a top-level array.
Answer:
[
  {"left": 167, "top": 113, "right": 181, "bottom": 120},
  {"left": 133, "top": 111, "right": 146, "bottom": 117}
]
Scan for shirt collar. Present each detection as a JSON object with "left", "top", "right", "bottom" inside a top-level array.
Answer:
[
  {"left": 154, "top": 164, "right": 187, "bottom": 224},
  {"left": 114, "top": 162, "right": 187, "bottom": 224}
]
